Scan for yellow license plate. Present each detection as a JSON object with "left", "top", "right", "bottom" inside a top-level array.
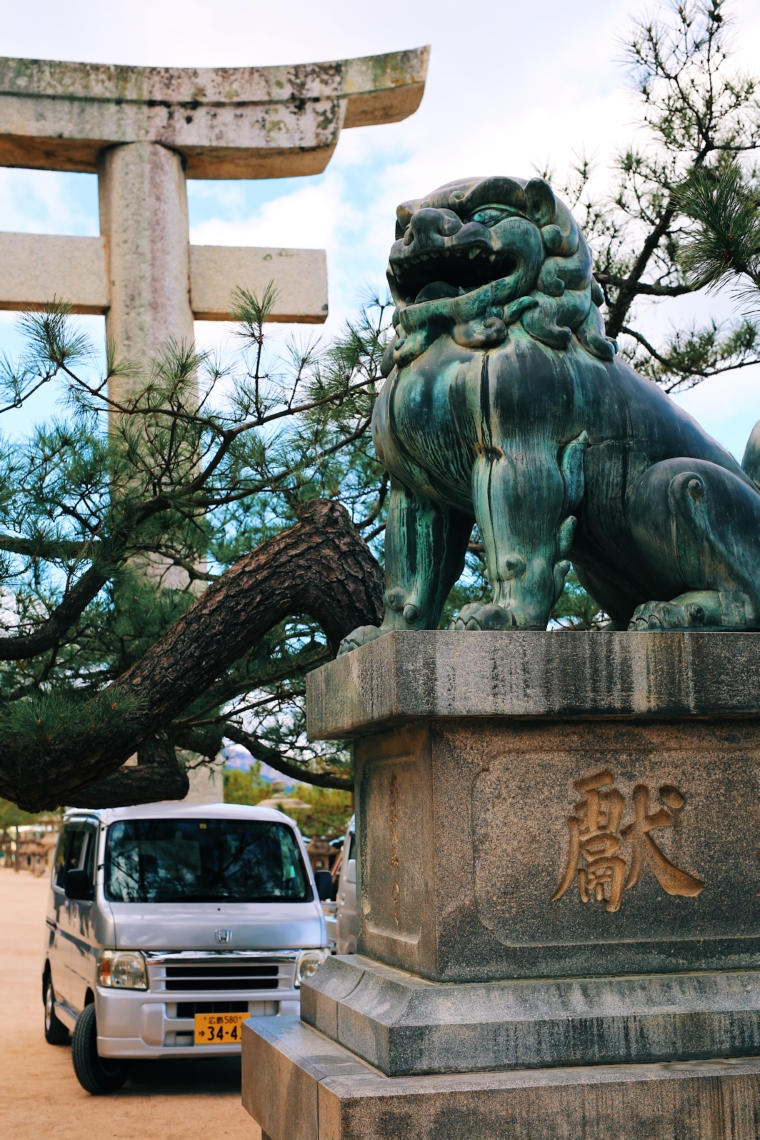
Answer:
[{"left": 194, "top": 1012, "right": 247, "bottom": 1045}]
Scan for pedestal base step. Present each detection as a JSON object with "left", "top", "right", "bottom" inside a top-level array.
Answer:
[
  {"left": 242, "top": 1016, "right": 760, "bottom": 1140},
  {"left": 302, "top": 955, "right": 760, "bottom": 1076}
]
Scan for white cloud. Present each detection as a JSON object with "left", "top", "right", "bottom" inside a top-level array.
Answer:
[
  {"left": 191, "top": 182, "right": 342, "bottom": 253},
  {"left": 0, "top": 169, "right": 98, "bottom": 236}
]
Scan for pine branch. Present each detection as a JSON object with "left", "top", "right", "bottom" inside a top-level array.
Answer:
[
  {"left": 0, "top": 500, "right": 382, "bottom": 811},
  {"left": 0, "top": 565, "right": 109, "bottom": 661},
  {"left": 221, "top": 723, "right": 352, "bottom": 791},
  {"left": 67, "top": 733, "right": 188, "bottom": 809},
  {"left": 594, "top": 272, "right": 706, "bottom": 298}
]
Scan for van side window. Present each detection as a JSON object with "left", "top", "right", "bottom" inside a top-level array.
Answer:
[
  {"left": 53, "top": 829, "right": 67, "bottom": 888},
  {"left": 54, "top": 827, "right": 88, "bottom": 889},
  {"left": 81, "top": 829, "right": 97, "bottom": 882}
]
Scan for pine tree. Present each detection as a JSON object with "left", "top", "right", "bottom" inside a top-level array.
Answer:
[
  {"left": 544, "top": 0, "right": 760, "bottom": 393},
  {"left": 0, "top": 292, "right": 387, "bottom": 810}
]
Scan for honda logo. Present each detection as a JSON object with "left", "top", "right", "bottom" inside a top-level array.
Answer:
[{"left": 215, "top": 929, "right": 232, "bottom": 943}]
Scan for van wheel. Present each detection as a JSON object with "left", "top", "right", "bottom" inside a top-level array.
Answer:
[
  {"left": 72, "top": 1004, "right": 129, "bottom": 1094},
  {"left": 44, "top": 975, "right": 69, "bottom": 1044}
]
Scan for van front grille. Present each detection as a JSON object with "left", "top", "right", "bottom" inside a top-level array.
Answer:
[
  {"left": 145, "top": 950, "right": 298, "bottom": 995},
  {"left": 165, "top": 964, "right": 278, "bottom": 991}
]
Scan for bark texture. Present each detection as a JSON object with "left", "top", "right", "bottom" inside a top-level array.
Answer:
[{"left": 2, "top": 500, "right": 383, "bottom": 811}]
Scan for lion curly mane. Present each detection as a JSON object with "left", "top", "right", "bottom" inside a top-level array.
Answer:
[{"left": 383, "top": 176, "right": 616, "bottom": 375}]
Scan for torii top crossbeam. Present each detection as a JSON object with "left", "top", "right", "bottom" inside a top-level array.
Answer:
[
  {"left": 0, "top": 49, "right": 428, "bottom": 178},
  {"left": 0, "top": 48, "right": 428, "bottom": 373}
]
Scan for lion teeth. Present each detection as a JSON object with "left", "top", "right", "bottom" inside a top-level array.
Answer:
[{"left": 469, "top": 248, "right": 479, "bottom": 259}]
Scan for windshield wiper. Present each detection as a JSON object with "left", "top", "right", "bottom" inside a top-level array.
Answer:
[{"left": 149, "top": 892, "right": 227, "bottom": 903}]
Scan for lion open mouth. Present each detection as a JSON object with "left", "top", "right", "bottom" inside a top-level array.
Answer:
[{"left": 390, "top": 244, "right": 517, "bottom": 306}]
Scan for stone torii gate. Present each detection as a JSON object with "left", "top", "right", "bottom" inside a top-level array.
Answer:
[{"left": 0, "top": 48, "right": 428, "bottom": 378}]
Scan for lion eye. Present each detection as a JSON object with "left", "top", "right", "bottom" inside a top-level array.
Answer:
[{"left": 468, "top": 207, "right": 509, "bottom": 227}]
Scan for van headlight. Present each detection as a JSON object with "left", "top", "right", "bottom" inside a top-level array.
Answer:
[
  {"left": 97, "top": 950, "right": 148, "bottom": 990},
  {"left": 295, "top": 948, "right": 329, "bottom": 987}
]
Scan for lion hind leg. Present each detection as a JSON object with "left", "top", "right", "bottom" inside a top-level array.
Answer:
[
  {"left": 338, "top": 480, "right": 473, "bottom": 655},
  {"left": 628, "top": 458, "right": 760, "bottom": 631},
  {"left": 629, "top": 592, "right": 723, "bottom": 631}
]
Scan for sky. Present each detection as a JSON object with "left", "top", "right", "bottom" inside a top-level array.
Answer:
[{"left": 1, "top": 0, "right": 760, "bottom": 456}]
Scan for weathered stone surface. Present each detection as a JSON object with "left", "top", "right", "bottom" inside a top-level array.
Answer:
[
  {"left": 0, "top": 233, "right": 109, "bottom": 314},
  {"left": 0, "top": 49, "right": 429, "bottom": 178},
  {"left": 189, "top": 246, "right": 327, "bottom": 324},
  {"left": 242, "top": 1015, "right": 760, "bottom": 1140},
  {"left": 249, "top": 635, "right": 760, "bottom": 1137},
  {"left": 0, "top": 48, "right": 427, "bottom": 370},
  {"left": 306, "top": 636, "right": 760, "bottom": 981},
  {"left": 302, "top": 955, "right": 760, "bottom": 1075},
  {"left": 0, "top": 234, "right": 328, "bottom": 324},
  {"left": 352, "top": 715, "right": 760, "bottom": 981},
  {"left": 242, "top": 1014, "right": 377, "bottom": 1140},
  {"left": 307, "top": 630, "right": 760, "bottom": 739}
]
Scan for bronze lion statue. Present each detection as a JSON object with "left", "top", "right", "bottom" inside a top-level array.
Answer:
[{"left": 340, "top": 175, "right": 760, "bottom": 651}]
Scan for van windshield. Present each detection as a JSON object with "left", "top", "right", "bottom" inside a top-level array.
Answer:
[{"left": 105, "top": 818, "right": 312, "bottom": 904}]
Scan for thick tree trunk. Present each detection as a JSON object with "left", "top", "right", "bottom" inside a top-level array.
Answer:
[{"left": 2, "top": 500, "right": 383, "bottom": 811}]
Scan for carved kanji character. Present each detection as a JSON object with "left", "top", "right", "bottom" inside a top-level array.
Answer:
[
  {"left": 553, "top": 770, "right": 705, "bottom": 913},
  {"left": 621, "top": 784, "right": 705, "bottom": 897}
]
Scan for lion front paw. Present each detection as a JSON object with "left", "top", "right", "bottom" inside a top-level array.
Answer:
[
  {"left": 337, "top": 625, "right": 384, "bottom": 655},
  {"left": 449, "top": 602, "right": 517, "bottom": 631},
  {"left": 628, "top": 601, "right": 707, "bottom": 631}
]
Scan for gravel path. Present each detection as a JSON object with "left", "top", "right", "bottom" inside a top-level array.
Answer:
[{"left": 1, "top": 869, "right": 260, "bottom": 1138}]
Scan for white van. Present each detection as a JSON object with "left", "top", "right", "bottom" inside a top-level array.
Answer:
[{"left": 42, "top": 802, "right": 330, "bottom": 1094}]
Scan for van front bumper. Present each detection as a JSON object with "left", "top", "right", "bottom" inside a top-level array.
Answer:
[{"left": 95, "top": 988, "right": 301, "bottom": 1059}]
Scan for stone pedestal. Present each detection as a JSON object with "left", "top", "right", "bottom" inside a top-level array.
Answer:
[{"left": 242, "top": 632, "right": 760, "bottom": 1139}]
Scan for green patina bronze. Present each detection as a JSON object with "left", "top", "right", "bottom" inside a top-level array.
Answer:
[{"left": 340, "top": 175, "right": 760, "bottom": 652}]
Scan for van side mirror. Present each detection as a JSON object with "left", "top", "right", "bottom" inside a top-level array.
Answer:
[
  {"left": 65, "top": 868, "right": 93, "bottom": 901},
  {"left": 314, "top": 870, "right": 333, "bottom": 901},
  {"left": 345, "top": 858, "right": 356, "bottom": 885}
]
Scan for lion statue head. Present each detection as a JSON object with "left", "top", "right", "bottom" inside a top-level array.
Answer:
[{"left": 381, "top": 175, "right": 616, "bottom": 376}]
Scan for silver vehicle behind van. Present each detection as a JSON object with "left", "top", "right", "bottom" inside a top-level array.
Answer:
[
  {"left": 43, "top": 802, "right": 330, "bottom": 1094},
  {"left": 324, "top": 815, "right": 357, "bottom": 955}
]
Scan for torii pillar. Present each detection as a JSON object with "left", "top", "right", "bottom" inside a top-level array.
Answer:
[{"left": 0, "top": 49, "right": 428, "bottom": 381}]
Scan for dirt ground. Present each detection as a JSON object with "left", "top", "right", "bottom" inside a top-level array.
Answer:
[{"left": 2, "top": 869, "right": 261, "bottom": 1138}]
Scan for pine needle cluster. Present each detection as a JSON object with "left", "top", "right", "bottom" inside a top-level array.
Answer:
[{"left": 543, "top": 0, "right": 760, "bottom": 393}]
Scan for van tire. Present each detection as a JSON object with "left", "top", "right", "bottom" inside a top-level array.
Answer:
[
  {"left": 72, "top": 1003, "right": 129, "bottom": 1094},
  {"left": 44, "top": 975, "right": 69, "bottom": 1045}
]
